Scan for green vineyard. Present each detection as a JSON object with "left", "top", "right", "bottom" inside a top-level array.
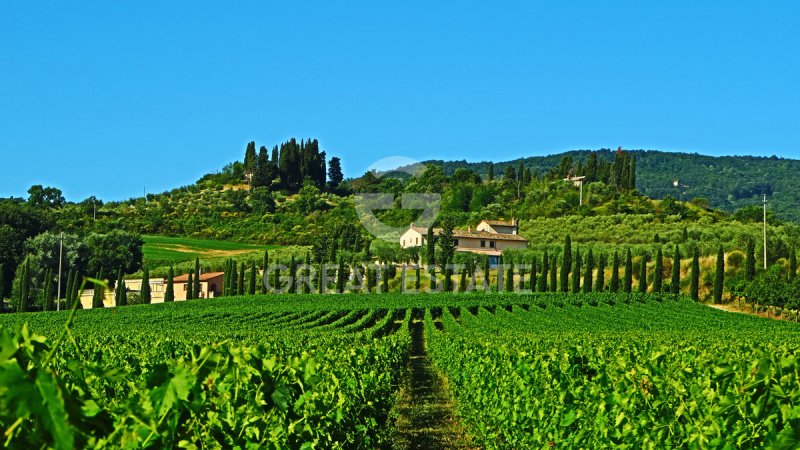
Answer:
[{"left": 1, "top": 293, "right": 799, "bottom": 449}]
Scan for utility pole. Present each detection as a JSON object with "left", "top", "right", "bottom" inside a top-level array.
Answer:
[
  {"left": 57, "top": 232, "right": 64, "bottom": 311},
  {"left": 763, "top": 194, "right": 768, "bottom": 270}
]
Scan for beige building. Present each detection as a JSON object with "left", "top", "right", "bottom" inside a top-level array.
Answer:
[
  {"left": 400, "top": 219, "right": 528, "bottom": 266},
  {"left": 172, "top": 272, "right": 224, "bottom": 300}
]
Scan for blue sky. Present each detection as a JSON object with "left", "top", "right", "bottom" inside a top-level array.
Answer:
[{"left": 1, "top": 1, "right": 799, "bottom": 201}]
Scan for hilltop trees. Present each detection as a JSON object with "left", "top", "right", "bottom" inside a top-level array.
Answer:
[{"left": 328, "top": 157, "right": 343, "bottom": 189}]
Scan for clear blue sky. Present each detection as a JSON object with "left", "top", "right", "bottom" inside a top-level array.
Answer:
[{"left": 2, "top": 1, "right": 799, "bottom": 201}]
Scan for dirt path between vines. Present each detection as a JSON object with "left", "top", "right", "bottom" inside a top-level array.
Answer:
[{"left": 391, "top": 321, "right": 476, "bottom": 449}]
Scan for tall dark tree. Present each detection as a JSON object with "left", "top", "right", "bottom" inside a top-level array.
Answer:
[
  {"left": 382, "top": 265, "right": 389, "bottom": 293},
  {"left": 415, "top": 265, "right": 421, "bottom": 291},
  {"left": 638, "top": 254, "right": 648, "bottom": 293},
  {"left": 789, "top": 248, "right": 797, "bottom": 282},
  {"left": 671, "top": 245, "right": 681, "bottom": 295},
  {"left": 653, "top": 247, "right": 663, "bottom": 293},
  {"left": 483, "top": 258, "right": 490, "bottom": 291},
  {"left": 690, "top": 249, "right": 700, "bottom": 301},
  {"left": 91, "top": 269, "right": 104, "bottom": 309},
  {"left": 0, "top": 263, "right": 5, "bottom": 301},
  {"left": 426, "top": 227, "right": 436, "bottom": 267},
  {"left": 17, "top": 260, "right": 32, "bottom": 312},
  {"left": 714, "top": 246, "right": 725, "bottom": 304},
  {"left": 141, "top": 267, "right": 151, "bottom": 304},
  {"left": 526, "top": 259, "right": 533, "bottom": 291},
  {"left": 571, "top": 250, "right": 581, "bottom": 294},
  {"left": 262, "top": 250, "right": 269, "bottom": 294},
  {"left": 327, "top": 157, "right": 344, "bottom": 189},
  {"left": 504, "top": 259, "right": 514, "bottom": 292},
  {"left": 165, "top": 267, "right": 174, "bottom": 302},
  {"left": 538, "top": 252, "right": 548, "bottom": 292},
  {"left": 288, "top": 256, "right": 297, "bottom": 294},
  {"left": 252, "top": 146, "right": 276, "bottom": 188},
  {"left": 583, "top": 250, "right": 594, "bottom": 293},
  {"left": 186, "top": 271, "right": 194, "bottom": 300},
  {"left": 193, "top": 258, "right": 201, "bottom": 299},
  {"left": 439, "top": 217, "right": 456, "bottom": 275},
  {"left": 238, "top": 262, "right": 246, "bottom": 296},
  {"left": 336, "top": 257, "right": 345, "bottom": 293},
  {"left": 42, "top": 269, "right": 53, "bottom": 311},
  {"left": 243, "top": 141, "right": 257, "bottom": 171},
  {"left": 595, "top": 253, "right": 605, "bottom": 292},
  {"left": 624, "top": 249, "right": 633, "bottom": 293},
  {"left": 610, "top": 251, "right": 620, "bottom": 292},
  {"left": 487, "top": 162, "right": 494, "bottom": 182},
  {"left": 550, "top": 257, "right": 557, "bottom": 292},
  {"left": 64, "top": 268, "right": 73, "bottom": 308},
  {"left": 745, "top": 239, "right": 756, "bottom": 281},
  {"left": 118, "top": 278, "right": 127, "bottom": 307},
  {"left": 561, "top": 235, "right": 572, "bottom": 292},
  {"left": 115, "top": 268, "right": 124, "bottom": 306},
  {"left": 628, "top": 155, "right": 636, "bottom": 190},
  {"left": 248, "top": 261, "right": 257, "bottom": 295},
  {"left": 585, "top": 152, "right": 599, "bottom": 182},
  {"left": 303, "top": 253, "right": 312, "bottom": 294}
]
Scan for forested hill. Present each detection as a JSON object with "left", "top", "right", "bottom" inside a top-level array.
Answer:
[{"left": 426, "top": 150, "right": 800, "bottom": 222}]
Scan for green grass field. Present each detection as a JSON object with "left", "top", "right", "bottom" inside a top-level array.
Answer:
[{"left": 142, "top": 235, "right": 277, "bottom": 264}]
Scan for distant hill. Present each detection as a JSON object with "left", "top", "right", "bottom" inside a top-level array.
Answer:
[{"left": 425, "top": 150, "right": 800, "bottom": 222}]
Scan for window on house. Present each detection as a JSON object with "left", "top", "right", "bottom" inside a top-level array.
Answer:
[
  {"left": 490, "top": 241, "right": 496, "bottom": 248},
  {"left": 480, "top": 240, "right": 486, "bottom": 248},
  {"left": 416, "top": 237, "right": 419, "bottom": 245},
  {"left": 454, "top": 239, "right": 459, "bottom": 246},
  {"left": 183, "top": 284, "right": 188, "bottom": 291}
]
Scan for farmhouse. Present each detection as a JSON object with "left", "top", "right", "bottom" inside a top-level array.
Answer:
[
  {"left": 400, "top": 219, "right": 527, "bottom": 266},
  {"left": 172, "top": 272, "right": 225, "bottom": 300}
]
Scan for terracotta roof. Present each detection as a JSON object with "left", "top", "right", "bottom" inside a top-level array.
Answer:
[
  {"left": 480, "top": 219, "right": 516, "bottom": 227},
  {"left": 410, "top": 227, "right": 442, "bottom": 235},
  {"left": 452, "top": 230, "right": 528, "bottom": 242},
  {"left": 173, "top": 272, "right": 225, "bottom": 283}
]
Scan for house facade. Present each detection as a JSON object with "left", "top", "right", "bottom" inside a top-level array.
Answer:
[
  {"left": 400, "top": 219, "right": 528, "bottom": 266},
  {"left": 172, "top": 272, "right": 225, "bottom": 300}
]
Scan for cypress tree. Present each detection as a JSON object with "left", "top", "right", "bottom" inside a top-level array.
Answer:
[
  {"left": 505, "top": 259, "right": 514, "bottom": 292},
  {"left": 671, "top": 245, "right": 681, "bottom": 295},
  {"left": 71, "top": 271, "right": 82, "bottom": 308},
  {"left": 165, "top": 267, "right": 175, "bottom": 302},
  {"left": 571, "top": 250, "right": 581, "bottom": 294},
  {"left": 638, "top": 254, "right": 648, "bottom": 293},
  {"left": 561, "top": 235, "right": 572, "bottom": 292},
  {"left": 92, "top": 269, "right": 104, "bottom": 309},
  {"left": 459, "top": 267, "right": 467, "bottom": 292},
  {"left": 119, "top": 279, "right": 127, "bottom": 306},
  {"left": 610, "top": 251, "right": 620, "bottom": 293},
  {"left": 248, "top": 261, "right": 257, "bottom": 295},
  {"left": 288, "top": 256, "right": 297, "bottom": 294},
  {"left": 488, "top": 162, "right": 494, "bottom": 181},
  {"left": 444, "top": 257, "right": 453, "bottom": 292},
  {"left": 415, "top": 265, "right": 421, "bottom": 291},
  {"left": 115, "top": 268, "right": 123, "bottom": 306},
  {"left": 186, "top": 271, "right": 194, "bottom": 300},
  {"left": 382, "top": 265, "right": 389, "bottom": 293},
  {"left": 595, "top": 253, "right": 605, "bottom": 292},
  {"left": 141, "top": 267, "right": 151, "bottom": 304},
  {"left": 653, "top": 247, "right": 663, "bottom": 293},
  {"left": 789, "top": 248, "right": 797, "bottom": 281},
  {"left": 549, "top": 257, "right": 557, "bottom": 292},
  {"left": 43, "top": 269, "right": 53, "bottom": 311},
  {"left": 483, "top": 258, "right": 490, "bottom": 291},
  {"left": 18, "top": 261, "right": 31, "bottom": 312},
  {"left": 261, "top": 250, "right": 276, "bottom": 294},
  {"left": 64, "top": 268, "right": 72, "bottom": 307},
  {"left": 745, "top": 239, "right": 756, "bottom": 281},
  {"left": 583, "top": 250, "right": 594, "bottom": 293},
  {"left": 193, "top": 258, "right": 201, "bottom": 299},
  {"left": 426, "top": 227, "right": 436, "bottom": 267},
  {"left": 274, "top": 260, "right": 281, "bottom": 292},
  {"left": 690, "top": 249, "right": 700, "bottom": 301},
  {"left": 238, "top": 262, "right": 246, "bottom": 296},
  {"left": 530, "top": 259, "right": 537, "bottom": 292},
  {"left": 624, "top": 249, "right": 633, "bottom": 293},
  {"left": 539, "top": 251, "right": 548, "bottom": 292},
  {"left": 303, "top": 253, "right": 311, "bottom": 294},
  {"left": 429, "top": 266, "right": 436, "bottom": 291},
  {"left": 714, "top": 246, "right": 725, "bottom": 304}
]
